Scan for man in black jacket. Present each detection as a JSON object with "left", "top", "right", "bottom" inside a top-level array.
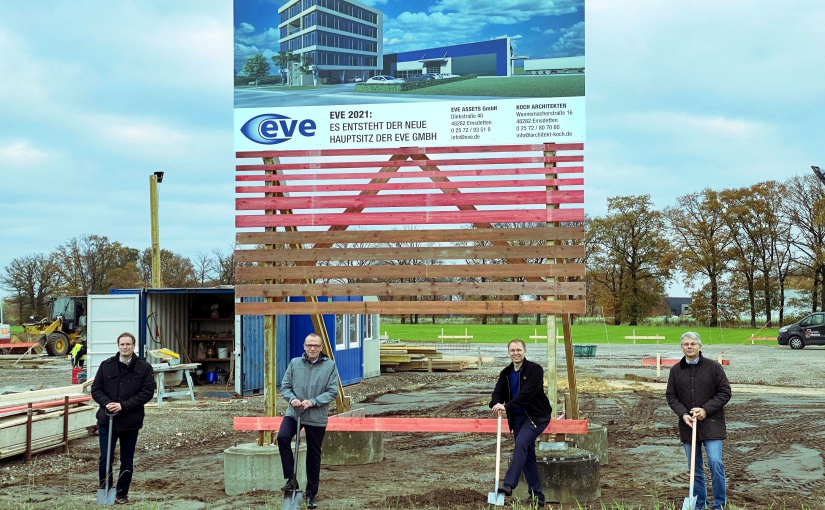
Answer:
[
  {"left": 666, "top": 331, "right": 731, "bottom": 510},
  {"left": 91, "top": 332, "right": 155, "bottom": 505},
  {"left": 489, "top": 339, "right": 552, "bottom": 507}
]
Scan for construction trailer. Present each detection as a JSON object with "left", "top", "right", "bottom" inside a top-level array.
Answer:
[{"left": 86, "top": 288, "right": 379, "bottom": 397}]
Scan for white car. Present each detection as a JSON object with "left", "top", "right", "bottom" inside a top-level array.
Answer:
[{"left": 366, "top": 75, "right": 405, "bottom": 84}]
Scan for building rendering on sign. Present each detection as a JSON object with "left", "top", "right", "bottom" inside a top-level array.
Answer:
[
  {"left": 383, "top": 38, "right": 513, "bottom": 79},
  {"left": 278, "top": 0, "right": 382, "bottom": 85}
]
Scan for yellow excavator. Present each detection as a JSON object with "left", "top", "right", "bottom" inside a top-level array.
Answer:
[{"left": 23, "top": 296, "right": 87, "bottom": 356}]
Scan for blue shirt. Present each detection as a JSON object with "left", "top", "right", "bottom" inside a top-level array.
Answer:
[{"left": 509, "top": 368, "right": 524, "bottom": 415}]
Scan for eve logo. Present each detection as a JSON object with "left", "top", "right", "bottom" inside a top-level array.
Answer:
[{"left": 240, "top": 114, "right": 317, "bottom": 145}]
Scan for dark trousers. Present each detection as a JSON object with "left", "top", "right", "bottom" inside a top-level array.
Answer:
[
  {"left": 277, "top": 416, "right": 326, "bottom": 498},
  {"left": 503, "top": 414, "right": 550, "bottom": 503},
  {"left": 98, "top": 427, "right": 139, "bottom": 498}
]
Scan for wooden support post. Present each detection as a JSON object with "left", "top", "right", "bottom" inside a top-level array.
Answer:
[
  {"left": 62, "top": 396, "right": 69, "bottom": 453},
  {"left": 656, "top": 353, "right": 661, "bottom": 378},
  {"left": 562, "top": 314, "right": 579, "bottom": 420},
  {"left": 262, "top": 155, "right": 278, "bottom": 447},
  {"left": 477, "top": 346, "right": 482, "bottom": 368},
  {"left": 427, "top": 358, "right": 432, "bottom": 373},
  {"left": 26, "top": 403, "right": 32, "bottom": 463}
]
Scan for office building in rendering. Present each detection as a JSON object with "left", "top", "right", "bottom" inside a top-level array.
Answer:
[{"left": 278, "top": 0, "right": 382, "bottom": 84}]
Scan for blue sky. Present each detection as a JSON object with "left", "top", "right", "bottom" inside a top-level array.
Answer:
[
  {"left": 1, "top": 0, "right": 825, "bottom": 301},
  {"left": 234, "top": 0, "right": 585, "bottom": 74}
]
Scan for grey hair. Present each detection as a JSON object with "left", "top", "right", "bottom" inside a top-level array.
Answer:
[{"left": 680, "top": 331, "right": 702, "bottom": 345}]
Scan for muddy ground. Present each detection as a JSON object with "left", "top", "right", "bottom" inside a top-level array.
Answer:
[{"left": 0, "top": 342, "right": 823, "bottom": 509}]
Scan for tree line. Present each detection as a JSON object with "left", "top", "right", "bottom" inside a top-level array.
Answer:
[
  {"left": 587, "top": 173, "right": 824, "bottom": 327},
  {"left": 0, "top": 234, "right": 234, "bottom": 323},
  {"left": 5, "top": 173, "right": 821, "bottom": 328}
]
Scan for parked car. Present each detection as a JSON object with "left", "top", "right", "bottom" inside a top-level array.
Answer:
[
  {"left": 346, "top": 76, "right": 364, "bottom": 83},
  {"left": 366, "top": 75, "right": 404, "bottom": 84},
  {"left": 778, "top": 312, "right": 825, "bottom": 349},
  {"left": 436, "top": 73, "right": 460, "bottom": 79},
  {"left": 322, "top": 76, "right": 341, "bottom": 85},
  {"left": 406, "top": 73, "right": 435, "bottom": 81}
]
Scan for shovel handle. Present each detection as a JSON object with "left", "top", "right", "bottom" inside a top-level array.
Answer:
[
  {"left": 494, "top": 412, "right": 502, "bottom": 490},
  {"left": 688, "top": 415, "right": 697, "bottom": 499}
]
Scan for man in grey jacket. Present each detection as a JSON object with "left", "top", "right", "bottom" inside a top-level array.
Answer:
[
  {"left": 665, "top": 331, "right": 731, "bottom": 510},
  {"left": 277, "top": 332, "right": 340, "bottom": 509}
]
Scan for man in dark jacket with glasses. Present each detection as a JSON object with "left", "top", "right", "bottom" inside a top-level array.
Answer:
[{"left": 489, "top": 339, "right": 552, "bottom": 508}]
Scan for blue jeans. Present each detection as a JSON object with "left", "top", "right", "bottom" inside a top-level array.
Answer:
[
  {"left": 503, "top": 414, "right": 550, "bottom": 503},
  {"left": 98, "top": 427, "right": 139, "bottom": 499},
  {"left": 684, "top": 439, "right": 726, "bottom": 509}
]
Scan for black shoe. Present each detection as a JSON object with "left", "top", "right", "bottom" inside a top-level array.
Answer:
[
  {"left": 280, "top": 479, "right": 298, "bottom": 492},
  {"left": 497, "top": 484, "right": 513, "bottom": 496},
  {"left": 114, "top": 497, "right": 129, "bottom": 505},
  {"left": 305, "top": 495, "right": 318, "bottom": 509}
]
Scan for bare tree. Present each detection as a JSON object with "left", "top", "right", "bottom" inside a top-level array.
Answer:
[
  {"left": 0, "top": 254, "right": 64, "bottom": 319},
  {"left": 193, "top": 252, "right": 216, "bottom": 286}
]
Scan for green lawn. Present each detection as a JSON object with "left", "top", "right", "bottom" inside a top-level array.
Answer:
[
  {"left": 401, "top": 75, "right": 584, "bottom": 98},
  {"left": 380, "top": 323, "right": 778, "bottom": 346}
]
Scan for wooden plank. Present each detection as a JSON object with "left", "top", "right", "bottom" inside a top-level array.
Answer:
[
  {"left": 236, "top": 263, "right": 585, "bottom": 281},
  {"left": 236, "top": 178, "right": 584, "bottom": 194},
  {"left": 237, "top": 281, "right": 585, "bottom": 298},
  {"left": 234, "top": 416, "right": 588, "bottom": 434},
  {"left": 236, "top": 208, "right": 585, "bottom": 228},
  {"left": 236, "top": 143, "right": 584, "bottom": 159},
  {"left": 235, "top": 156, "right": 583, "bottom": 171},
  {"left": 236, "top": 166, "right": 584, "bottom": 181},
  {"left": 235, "top": 300, "right": 586, "bottom": 316},
  {"left": 235, "top": 244, "right": 583, "bottom": 263},
  {"left": 236, "top": 190, "right": 583, "bottom": 211},
  {"left": 236, "top": 226, "right": 584, "bottom": 246}
]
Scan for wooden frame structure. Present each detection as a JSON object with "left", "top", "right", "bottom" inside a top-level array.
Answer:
[
  {"left": 234, "top": 143, "right": 585, "bottom": 420},
  {"left": 235, "top": 143, "right": 585, "bottom": 315}
]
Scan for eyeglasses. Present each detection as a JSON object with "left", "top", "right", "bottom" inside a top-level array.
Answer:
[{"left": 305, "top": 344, "right": 322, "bottom": 350}]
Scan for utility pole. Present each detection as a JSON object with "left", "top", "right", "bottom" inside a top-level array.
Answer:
[{"left": 150, "top": 171, "right": 164, "bottom": 288}]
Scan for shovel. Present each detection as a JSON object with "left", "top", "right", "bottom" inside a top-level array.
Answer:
[
  {"left": 487, "top": 413, "right": 506, "bottom": 506},
  {"left": 283, "top": 411, "right": 304, "bottom": 510},
  {"left": 96, "top": 411, "right": 117, "bottom": 506},
  {"left": 681, "top": 416, "right": 698, "bottom": 510}
]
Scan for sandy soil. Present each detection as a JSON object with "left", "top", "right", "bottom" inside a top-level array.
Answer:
[{"left": 0, "top": 342, "right": 823, "bottom": 509}]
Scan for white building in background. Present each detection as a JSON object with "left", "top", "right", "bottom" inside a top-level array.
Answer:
[{"left": 278, "top": 0, "right": 382, "bottom": 85}]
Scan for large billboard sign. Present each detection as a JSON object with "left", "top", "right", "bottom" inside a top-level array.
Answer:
[{"left": 233, "top": 0, "right": 585, "bottom": 151}]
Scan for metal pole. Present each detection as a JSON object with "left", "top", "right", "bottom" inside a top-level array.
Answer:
[{"left": 149, "top": 174, "right": 162, "bottom": 288}]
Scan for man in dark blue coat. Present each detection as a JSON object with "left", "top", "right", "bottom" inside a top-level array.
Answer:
[
  {"left": 666, "top": 331, "right": 731, "bottom": 509},
  {"left": 91, "top": 332, "right": 155, "bottom": 505},
  {"left": 489, "top": 339, "right": 552, "bottom": 508}
]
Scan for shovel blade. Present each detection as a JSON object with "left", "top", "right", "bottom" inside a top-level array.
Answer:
[
  {"left": 487, "top": 491, "right": 505, "bottom": 506},
  {"left": 96, "top": 488, "right": 117, "bottom": 506},
  {"left": 283, "top": 489, "right": 303, "bottom": 510},
  {"left": 681, "top": 495, "right": 697, "bottom": 510}
]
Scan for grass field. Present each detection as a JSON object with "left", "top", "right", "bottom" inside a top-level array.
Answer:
[
  {"left": 401, "top": 75, "right": 585, "bottom": 98},
  {"left": 380, "top": 323, "right": 778, "bottom": 346}
]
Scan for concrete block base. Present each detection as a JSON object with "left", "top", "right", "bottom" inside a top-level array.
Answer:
[
  {"left": 510, "top": 445, "right": 600, "bottom": 504},
  {"left": 224, "top": 442, "right": 306, "bottom": 496},
  {"left": 568, "top": 423, "right": 608, "bottom": 466},
  {"left": 322, "top": 430, "right": 384, "bottom": 465}
]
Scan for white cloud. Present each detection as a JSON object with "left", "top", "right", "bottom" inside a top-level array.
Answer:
[{"left": 0, "top": 140, "right": 55, "bottom": 167}]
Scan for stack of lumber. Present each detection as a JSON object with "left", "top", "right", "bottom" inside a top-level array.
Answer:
[
  {"left": 0, "top": 354, "right": 61, "bottom": 369},
  {"left": 380, "top": 343, "right": 490, "bottom": 372},
  {"left": 0, "top": 385, "right": 97, "bottom": 460}
]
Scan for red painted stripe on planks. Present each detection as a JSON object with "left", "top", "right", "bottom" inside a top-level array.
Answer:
[
  {"left": 0, "top": 396, "right": 92, "bottom": 415},
  {"left": 234, "top": 156, "right": 582, "bottom": 171},
  {"left": 235, "top": 143, "right": 584, "bottom": 159},
  {"left": 236, "top": 178, "right": 584, "bottom": 195},
  {"left": 235, "top": 166, "right": 585, "bottom": 178},
  {"left": 235, "top": 209, "right": 585, "bottom": 228},
  {"left": 236, "top": 191, "right": 583, "bottom": 211},
  {"left": 233, "top": 416, "right": 588, "bottom": 434}
]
